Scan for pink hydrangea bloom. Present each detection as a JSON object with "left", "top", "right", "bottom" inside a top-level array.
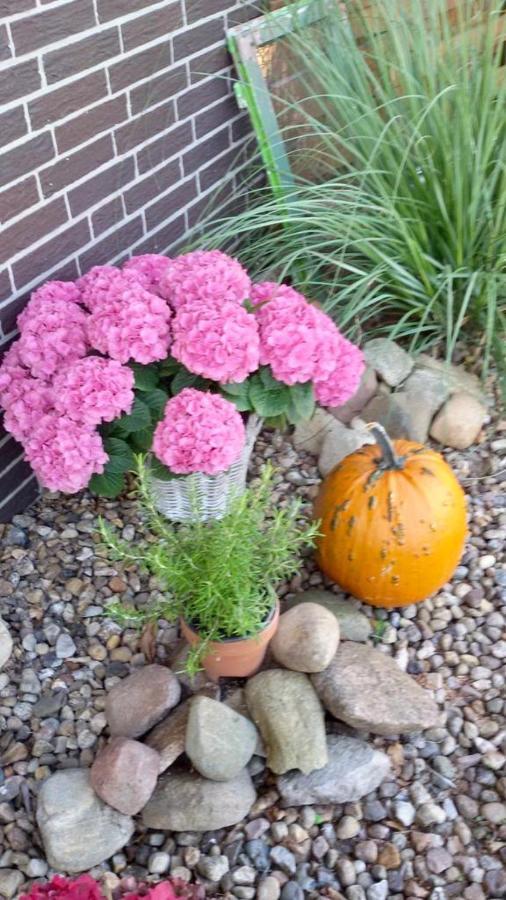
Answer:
[
  {"left": 87, "top": 286, "right": 171, "bottom": 364},
  {"left": 17, "top": 281, "right": 82, "bottom": 329},
  {"left": 16, "top": 299, "right": 89, "bottom": 379},
  {"left": 0, "top": 344, "right": 54, "bottom": 442},
  {"left": 24, "top": 412, "right": 108, "bottom": 493},
  {"left": 255, "top": 291, "right": 336, "bottom": 385},
  {"left": 77, "top": 265, "right": 148, "bottom": 311},
  {"left": 53, "top": 357, "right": 134, "bottom": 425},
  {"left": 172, "top": 300, "right": 259, "bottom": 383},
  {"left": 123, "top": 254, "right": 170, "bottom": 295},
  {"left": 159, "top": 250, "right": 251, "bottom": 310},
  {"left": 249, "top": 281, "right": 304, "bottom": 306},
  {"left": 313, "top": 335, "right": 365, "bottom": 407},
  {"left": 152, "top": 388, "right": 245, "bottom": 475}
]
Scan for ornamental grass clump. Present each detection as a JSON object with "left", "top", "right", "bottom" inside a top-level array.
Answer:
[
  {"left": 204, "top": 0, "right": 506, "bottom": 390},
  {"left": 100, "top": 459, "right": 319, "bottom": 672},
  {"left": 0, "top": 250, "right": 364, "bottom": 497}
]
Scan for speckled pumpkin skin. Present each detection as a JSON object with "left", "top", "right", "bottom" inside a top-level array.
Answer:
[{"left": 314, "top": 439, "right": 467, "bottom": 607}]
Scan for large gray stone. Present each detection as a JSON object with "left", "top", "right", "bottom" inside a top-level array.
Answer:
[
  {"left": 36, "top": 769, "right": 134, "bottom": 873},
  {"left": 245, "top": 669, "right": 327, "bottom": 774},
  {"left": 278, "top": 734, "right": 391, "bottom": 806},
  {"left": 312, "top": 642, "right": 439, "bottom": 735},
  {"left": 90, "top": 736, "right": 159, "bottom": 815},
  {"left": 415, "top": 354, "right": 485, "bottom": 402},
  {"left": 185, "top": 696, "right": 259, "bottom": 781},
  {"left": 329, "top": 367, "right": 378, "bottom": 423},
  {"left": 0, "top": 618, "right": 13, "bottom": 669},
  {"left": 292, "top": 408, "right": 337, "bottom": 454},
  {"left": 318, "top": 420, "right": 373, "bottom": 476},
  {"left": 105, "top": 664, "right": 181, "bottom": 738},
  {"left": 223, "top": 688, "right": 266, "bottom": 756},
  {"left": 364, "top": 339, "right": 414, "bottom": 386},
  {"left": 144, "top": 700, "right": 190, "bottom": 772},
  {"left": 360, "top": 393, "right": 413, "bottom": 439},
  {"left": 394, "top": 366, "right": 450, "bottom": 442},
  {"left": 430, "top": 391, "right": 487, "bottom": 450},
  {"left": 141, "top": 767, "right": 256, "bottom": 831},
  {"left": 270, "top": 602, "right": 340, "bottom": 673},
  {"left": 284, "top": 591, "right": 372, "bottom": 642}
]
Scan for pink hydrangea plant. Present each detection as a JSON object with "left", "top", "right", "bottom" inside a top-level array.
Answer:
[
  {"left": 53, "top": 357, "right": 134, "bottom": 425},
  {"left": 17, "top": 281, "right": 82, "bottom": 327},
  {"left": 171, "top": 299, "right": 259, "bottom": 383},
  {"left": 254, "top": 290, "right": 332, "bottom": 385},
  {"left": 76, "top": 265, "right": 148, "bottom": 312},
  {"left": 313, "top": 335, "right": 365, "bottom": 407},
  {"left": 16, "top": 298, "right": 89, "bottom": 379},
  {"left": 153, "top": 388, "right": 245, "bottom": 475},
  {"left": 159, "top": 249, "right": 251, "bottom": 309},
  {"left": 24, "top": 412, "right": 108, "bottom": 493},
  {"left": 87, "top": 287, "right": 171, "bottom": 364},
  {"left": 123, "top": 254, "right": 171, "bottom": 295}
]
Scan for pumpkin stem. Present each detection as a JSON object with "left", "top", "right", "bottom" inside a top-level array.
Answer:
[{"left": 366, "top": 422, "right": 404, "bottom": 470}]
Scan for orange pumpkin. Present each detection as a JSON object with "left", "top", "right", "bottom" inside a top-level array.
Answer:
[{"left": 314, "top": 423, "right": 467, "bottom": 607}]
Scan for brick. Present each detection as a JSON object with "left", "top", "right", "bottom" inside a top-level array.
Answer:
[
  {"left": 0, "top": 177, "right": 39, "bottom": 225},
  {"left": 0, "top": 24, "right": 11, "bottom": 63},
  {"left": 173, "top": 18, "right": 224, "bottom": 61},
  {"left": 12, "top": 219, "right": 91, "bottom": 290},
  {"left": 97, "top": 0, "right": 158, "bottom": 23},
  {"left": 183, "top": 125, "right": 230, "bottom": 176},
  {"left": 68, "top": 156, "right": 135, "bottom": 216},
  {"left": 29, "top": 71, "right": 108, "bottom": 130},
  {"left": 0, "top": 198, "right": 67, "bottom": 266},
  {"left": 0, "top": 107, "right": 27, "bottom": 150},
  {"left": 56, "top": 95, "right": 128, "bottom": 154},
  {"left": 122, "top": 3, "right": 183, "bottom": 52},
  {"left": 200, "top": 146, "right": 241, "bottom": 192},
  {"left": 40, "top": 135, "right": 114, "bottom": 198},
  {"left": 0, "top": 270, "right": 12, "bottom": 306},
  {"left": 231, "top": 112, "right": 253, "bottom": 143},
  {"left": 133, "top": 212, "right": 185, "bottom": 255},
  {"left": 10, "top": 0, "right": 96, "bottom": 55},
  {"left": 0, "top": 432, "right": 26, "bottom": 472},
  {"left": 0, "top": 0, "right": 35, "bottom": 13},
  {"left": 186, "top": 0, "right": 229, "bottom": 24},
  {"left": 0, "top": 133, "right": 54, "bottom": 191},
  {"left": 92, "top": 196, "right": 124, "bottom": 236},
  {"left": 226, "top": 2, "right": 258, "bottom": 27},
  {"left": 130, "top": 65, "right": 187, "bottom": 116},
  {"left": 189, "top": 45, "right": 229, "bottom": 84},
  {"left": 137, "top": 120, "right": 191, "bottom": 174},
  {"left": 109, "top": 40, "right": 172, "bottom": 93},
  {"left": 124, "top": 158, "right": 180, "bottom": 213},
  {"left": 177, "top": 74, "right": 229, "bottom": 120},
  {"left": 195, "top": 94, "right": 238, "bottom": 139},
  {"left": 145, "top": 178, "right": 197, "bottom": 230},
  {"left": 0, "top": 60, "right": 40, "bottom": 107},
  {"left": 79, "top": 215, "right": 143, "bottom": 270},
  {"left": 0, "top": 465, "right": 38, "bottom": 524},
  {"left": 0, "top": 458, "right": 37, "bottom": 517},
  {"left": 115, "top": 100, "right": 175, "bottom": 155},
  {"left": 44, "top": 27, "right": 120, "bottom": 84}
]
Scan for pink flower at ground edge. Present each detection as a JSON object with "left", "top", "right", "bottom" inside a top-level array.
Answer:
[
  {"left": 20, "top": 875, "right": 103, "bottom": 900},
  {"left": 313, "top": 336, "right": 365, "bottom": 407},
  {"left": 24, "top": 413, "right": 108, "bottom": 493},
  {"left": 152, "top": 389, "right": 246, "bottom": 475}
]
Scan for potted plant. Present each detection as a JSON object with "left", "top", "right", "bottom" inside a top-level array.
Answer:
[
  {"left": 0, "top": 250, "right": 365, "bottom": 521},
  {"left": 100, "top": 459, "right": 319, "bottom": 679}
]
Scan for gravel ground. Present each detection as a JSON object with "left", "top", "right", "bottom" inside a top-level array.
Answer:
[{"left": 0, "top": 405, "right": 505, "bottom": 900}]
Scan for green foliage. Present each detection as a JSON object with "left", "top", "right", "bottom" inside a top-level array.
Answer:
[
  {"left": 202, "top": 0, "right": 506, "bottom": 392},
  {"left": 220, "top": 366, "right": 315, "bottom": 425},
  {"left": 99, "top": 457, "right": 319, "bottom": 668}
]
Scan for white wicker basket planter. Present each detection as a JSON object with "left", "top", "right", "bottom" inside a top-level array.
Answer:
[{"left": 150, "top": 414, "right": 263, "bottom": 522}]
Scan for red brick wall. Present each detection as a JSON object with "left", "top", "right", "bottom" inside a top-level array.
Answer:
[{"left": 0, "top": 0, "right": 258, "bottom": 521}]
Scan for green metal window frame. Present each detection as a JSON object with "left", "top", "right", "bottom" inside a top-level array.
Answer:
[{"left": 227, "top": 0, "right": 337, "bottom": 199}]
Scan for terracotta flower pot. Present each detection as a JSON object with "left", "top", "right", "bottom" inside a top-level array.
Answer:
[{"left": 180, "top": 601, "right": 280, "bottom": 680}]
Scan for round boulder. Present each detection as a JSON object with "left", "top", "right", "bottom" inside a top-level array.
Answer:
[{"left": 270, "top": 603, "right": 340, "bottom": 673}]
